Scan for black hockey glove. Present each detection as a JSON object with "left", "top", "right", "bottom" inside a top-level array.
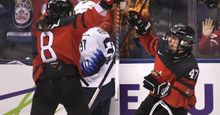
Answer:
[
  {"left": 143, "top": 70, "right": 171, "bottom": 98},
  {"left": 36, "top": 16, "right": 60, "bottom": 31},
  {"left": 127, "top": 10, "right": 151, "bottom": 35},
  {"left": 99, "top": 0, "right": 117, "bottom": 10}
]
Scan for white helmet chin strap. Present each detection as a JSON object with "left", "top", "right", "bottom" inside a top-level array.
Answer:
[{"left": 149, "top": 100, "right": 173, "bottom": 115}]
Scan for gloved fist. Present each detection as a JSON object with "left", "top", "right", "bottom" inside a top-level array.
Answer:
[
  {"left": 128, "top": 11, "right": 151, "bottom": 35},
  {"left": 99, "top": 0, "right": 117, "bottom": 10},
  {"left": 155, "top": 81, "right": 171, "bottom": 98},
  {"left": 36, "top": 16, "right": 60, "bottom": 31},
  {"left": 128, "top": 11, "right": 140, "bottom": 26},
  {"left": 36, "top": 16, "right": 50, "bottom": 31},
  {"left": 143, "top": 70, "right": 171, "bottom": 98}
]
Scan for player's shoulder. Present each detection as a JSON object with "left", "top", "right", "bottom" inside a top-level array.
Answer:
[
  {"left": 180, "top": 55, "right": 199, "bottom": 76},
  {"left": 180, "top": 55, "right": 198, "bottom": 69},
  {"left": 174, "top": 55, "right": 199, "bottom": 78},
  {"left": 74, "top": 1, "right": 96, "bottom": 15},
  {"left": 84, "top": 27, "right": 110, "bottom": 39}
]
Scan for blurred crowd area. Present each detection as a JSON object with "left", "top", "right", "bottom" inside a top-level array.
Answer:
[
  {"left": 120, "top": 0, "right": 220, "bottom": 59},
  {"left": 0, "top": 0, "right": 219, "bottom": 64}
]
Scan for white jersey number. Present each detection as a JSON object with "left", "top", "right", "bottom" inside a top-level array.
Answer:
[
  {"left": 189, "top": 69, "right": 199, "bottom": 80},
  {"left": 79, "top": 39, "right": 87, "bottom": 52},
  {"left": 40, "top": 31, "right": 57, "bottom": 63}
]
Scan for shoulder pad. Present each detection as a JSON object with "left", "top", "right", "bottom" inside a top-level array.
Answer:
[{"left": 74, "top": 1, "right": 96, "bottom": 15}]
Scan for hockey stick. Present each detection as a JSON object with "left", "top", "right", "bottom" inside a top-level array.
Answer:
[
  {"left": 88, "top": 57, "right": 115, "bottom": 108},
  {"left": 120, "top": 0, "right": 149, "bottom": 49},
  {"left": 114, "top": 2, "right": 121, "bottom": 101}
]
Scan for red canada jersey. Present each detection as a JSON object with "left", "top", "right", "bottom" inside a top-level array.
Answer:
[
  {"left": 33, "top": 7, "right": 105, "bottom": 81},
  {"left": 139, "top": 32, "right": 199, "bottom": 110},
  {"left": 33, "top": 25, "right": 76, "bottom": 65}
]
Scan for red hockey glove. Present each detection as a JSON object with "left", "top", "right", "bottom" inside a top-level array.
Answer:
[
  {"left": 143, "top": 70, "right": 171, "bottom": 98},
  {"left": 127, "top": 10, "right": 151, "bottom": 35}
]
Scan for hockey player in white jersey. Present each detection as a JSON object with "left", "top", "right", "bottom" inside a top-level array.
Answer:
[{"left": 79, "top": 27, "right": 115, "bottom": 115}]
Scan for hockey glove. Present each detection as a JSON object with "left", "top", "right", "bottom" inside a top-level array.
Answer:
[
  {"left": 143, "top": 70, "right": 171, "bottom": 98},
  {"left": 99, "top": 0, "right": 117, "bottom": 10},
  {"left": 127, "top": 11, "right": 151, "bottom": 35},
  {"left": 36, "top": 16, "right": 60, "bottom": 31}
]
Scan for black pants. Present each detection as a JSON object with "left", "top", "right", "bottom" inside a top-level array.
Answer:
[
  {"left": 31, "top": 76, "right": 91, "bottom": 115},
  {"left": 135, "top": 95, "right": 188, "bottom": 115},
  {"left": 83, "top": 79, "right": 115, "bottom": 115}
]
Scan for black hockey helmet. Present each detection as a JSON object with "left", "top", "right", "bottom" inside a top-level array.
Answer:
[
  {"left": 166, "top": 23, "right": 195, "bottom": 58},
  {"left": 47, "top": 0, "right": 73, "bottom": 19}
]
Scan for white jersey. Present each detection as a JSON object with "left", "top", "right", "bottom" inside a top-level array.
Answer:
[{"left": 79, "top": 27, "right": 115, "bottom": 87}]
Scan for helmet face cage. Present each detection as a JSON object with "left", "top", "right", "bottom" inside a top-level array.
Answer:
[
  {"left": 47, "top": 0, "right": 73, "bottom": 19},
  {"left": 167, "top": 24, "right": 195, "bottom": 56}
]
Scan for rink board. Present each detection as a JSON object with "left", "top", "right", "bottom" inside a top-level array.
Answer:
[{"left": 0, "top": 63, "right": 219, "bottom": 115}]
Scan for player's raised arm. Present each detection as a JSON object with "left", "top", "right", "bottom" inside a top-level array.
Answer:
[{"left": 127, "top": 6, "right": 157, "bottom": 56}]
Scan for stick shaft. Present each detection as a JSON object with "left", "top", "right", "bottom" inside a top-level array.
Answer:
[
  {"left": 114, "top": 2, "right": 121, "bottom": 100},
  {"left": 88, "top": 58, "right": 115, "bottom": 108}
]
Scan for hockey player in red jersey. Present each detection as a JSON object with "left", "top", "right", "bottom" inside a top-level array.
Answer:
[
  {"left": 127, "top": 9, "right": 199, "bottom": 115},
  {"left": 198, "top": 18, "right": 220, "bottom": 55},
  {"left": 31, "top": 0, "right": 116, "bottom": 114}
]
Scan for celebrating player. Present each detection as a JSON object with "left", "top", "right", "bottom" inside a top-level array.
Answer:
[
  {"left": 31, "top": 0, "right": 116, "bottom": 114},
  {"left": 127, "top": 8, "right": 199, "bottom": 115}
]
